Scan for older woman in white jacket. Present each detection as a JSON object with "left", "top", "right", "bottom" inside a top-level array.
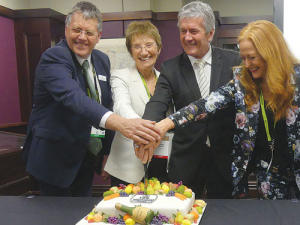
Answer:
[{"left": 105, "top": 21, "right": 165, "bottom": 186}]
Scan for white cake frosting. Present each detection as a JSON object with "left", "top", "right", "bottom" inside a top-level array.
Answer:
[{"left": 95, "top": 193, "right": 195, "bottom": 219}]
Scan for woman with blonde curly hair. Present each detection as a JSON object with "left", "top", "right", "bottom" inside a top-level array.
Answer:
[
  {"left": 139, "top": 20, "right": 300, "bottom": 199},
  {"left": 238, "top": 21, "right": 297, "bottom": 121}
]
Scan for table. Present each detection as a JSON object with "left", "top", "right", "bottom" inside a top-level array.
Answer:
[
  {"left": 0, "top": 196, "right": 299, "bottom": 225},
  {"left": 0, "top": 132, "right": 37, "bottom": 196},
  {"left": 0, "top": 131, "right": 25, "bottom": 152}
]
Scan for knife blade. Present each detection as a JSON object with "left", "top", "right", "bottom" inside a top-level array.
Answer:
[{"left": 144, "top": 162, "right": 148, "bottom": 195}]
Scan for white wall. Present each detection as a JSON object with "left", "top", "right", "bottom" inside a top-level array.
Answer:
[
  {"left": 29, "top": 0, "right": 123, "bottom": 14},
  {"left": 284, "top": 0, "right": 300, "bottom": 60},
  {"left": 205, "top": 0, "right": 273, "bottom": 17},
  {"left": 151, "top": 0, "right": 183, "bottom": 12},
  {"left": 27, "top": 0, "right": 183, "bottom": 14},
  {"left": 123, "top": 0, "right": 151, "bottom": 12},
  {"left": 0, "top": 0, "right": 274, "bottom": 16},
  {"left": 28, "top": 0, "right": 152, "bottom": 14},
  {"left": 0, "top": 0, "right": 29, "bottom": 9}
]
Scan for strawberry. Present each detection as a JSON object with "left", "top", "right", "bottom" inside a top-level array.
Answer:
[
  {"left": 88, "top": 219, "right": 95, "bottom": 223},
  {"left": 193, "top": 204, "right": 199, "bottom": 207}
]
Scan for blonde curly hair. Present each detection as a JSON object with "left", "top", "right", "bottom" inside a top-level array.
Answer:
[{"left": 238, "top": 20, "right": 298, "bottom": 121}]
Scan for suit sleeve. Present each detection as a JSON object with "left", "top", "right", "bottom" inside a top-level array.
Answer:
[
  {"left": 38, "top": 47, "right": 109, "bottom": 129},
  {"left": 143, "top": 63, "right": 174, "bottom": 122},
  {"left": 111, "top": 70, "right": 140, "bottom": 119}
]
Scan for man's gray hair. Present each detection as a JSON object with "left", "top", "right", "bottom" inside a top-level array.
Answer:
[
  {"left": 178, "top": 1, "right": 215, "bottom": 34},
  {"left": 65, "top": 1, "right": 103, "bottom": 32}
]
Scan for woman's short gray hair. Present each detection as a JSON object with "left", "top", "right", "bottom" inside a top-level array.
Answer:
[
  {"left": 178, "top": 1, "right": 215, "bottom": 34},
  {"left": 65, "top": 1, "right": 103, "bottom": 32}
]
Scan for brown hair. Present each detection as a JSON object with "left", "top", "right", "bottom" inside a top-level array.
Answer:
[
  {"left": 238, "top": 20, "right": 298, "bottom": 120},
  {"left": 125, "top": 20, "right": 162, "bottom": 55}
]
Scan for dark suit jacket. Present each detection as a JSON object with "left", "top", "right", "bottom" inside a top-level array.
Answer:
[
  {"left": 143, "top": 46, "right": 240, "bottom": 184},
  {"left": 22, "top": 39, "right": 114, "bottom": 188}
]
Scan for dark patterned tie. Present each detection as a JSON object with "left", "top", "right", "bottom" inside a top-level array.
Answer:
[
  {"left": 82, "top": 60, "right": 98, "bottom": 100},
  {"left": 82, "top": 60, "right": 102, "bottom": 155}
]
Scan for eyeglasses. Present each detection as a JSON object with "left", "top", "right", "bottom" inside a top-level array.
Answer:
[
  {"left": 131, "top": 43, "right": 156, "bottom": 51},
  {"left": 241, "top": 55, "right": 261, "bottom": 63},
  {"left": 70, "top": 28, "right": 97, "bottom": 37}
]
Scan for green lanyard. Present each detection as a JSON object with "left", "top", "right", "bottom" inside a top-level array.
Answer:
[
  {"left": 139, "top": 72, "right": 158, "bottom": 99},
  {"left": 260, "top": 92, "right": 276, "bottom": 172},
  {"left": 260, "top": 93, "right": 276, "bottom": 141}
]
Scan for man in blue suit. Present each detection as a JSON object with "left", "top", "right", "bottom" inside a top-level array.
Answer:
[{"left": 22, "top": 1, "right": 161, "bottom": 197}]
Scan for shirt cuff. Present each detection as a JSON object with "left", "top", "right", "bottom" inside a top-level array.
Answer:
[{"left": 100, "top": 111, "right": 113, "bottom": 128}]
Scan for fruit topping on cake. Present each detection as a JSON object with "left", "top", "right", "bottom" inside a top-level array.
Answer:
[{"left": 84, "top": 178, "right": 206, "bottom": 224}]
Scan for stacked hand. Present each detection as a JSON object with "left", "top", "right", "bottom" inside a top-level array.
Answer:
[
  {"left": 106, "top": 114, "right": 163, "bottom": 144},
  {"left": 134, "top": 118, "right": 175, "bottom": 164},
  {"left": 119, "top": 118, "right": 161, "bottom": 144},
  {"left": 134, "top": 137, "right": 162, "bottom": 164}
]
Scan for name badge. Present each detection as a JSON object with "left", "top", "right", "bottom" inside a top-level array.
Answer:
[
  {"left": 98, "top": 75, "right": 107, "bottom": 82},
  {"left": 154, "top": 133, "right": 173, "bottom": 159},
  {"left": 91, "top": 126, "right": 105, "bottom": 138}
]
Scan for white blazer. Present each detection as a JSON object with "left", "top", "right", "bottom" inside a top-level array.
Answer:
[{"left": 105, "top": 65, "right": 160, "bottom": 183}]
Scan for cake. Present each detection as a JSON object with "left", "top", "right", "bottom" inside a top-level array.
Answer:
[
  {"left": 95, "top": 191, "right": 195, "bottom": 219},
  {"left": 77, "top": 179, "right": 206, "bottom": 225}
]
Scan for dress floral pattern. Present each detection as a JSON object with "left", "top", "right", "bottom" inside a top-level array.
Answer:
[
  {"left": 168, "top": 65, "right": 300, "bottom": 198},
  {"left": 255, "top": 161, "right": 294, "bottom": 199}
]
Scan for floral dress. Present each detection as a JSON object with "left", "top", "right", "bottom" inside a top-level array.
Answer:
[{"left": 168, "top": 65, "right": 300, "bottom": 199}]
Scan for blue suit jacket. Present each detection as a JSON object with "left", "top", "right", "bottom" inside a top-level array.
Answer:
[{"left": 22, "top": 40, "right": 114, "bottom": 188}]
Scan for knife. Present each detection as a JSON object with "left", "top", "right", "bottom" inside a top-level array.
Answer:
[{"left": 144, "top": 162, "right": 148, "bottom": 195}]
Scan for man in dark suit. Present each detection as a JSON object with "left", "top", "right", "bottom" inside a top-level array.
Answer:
[
  {"left": 22, "top": 1, "right": 161, "bottom": 197},
  {"left": 141, "top": 1, "right": 240, "bottom": 198}
]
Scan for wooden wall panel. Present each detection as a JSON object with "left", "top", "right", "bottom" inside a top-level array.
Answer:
[
  {"left": 25, "top": 33, "right": 43, "bottom": 101},
  {"left": 153, "top": 20, "right": 182, "bottom": 71},
  {"left": 15, "top": 19, "right": 48, "bottom": 121},
  {"left": 216, "top": 24, "right": 246, "bottom": 49},
  {"left": 0, "top": 5, "right": 13, "bottom": 18},
  {"left": 49, "top": 18, "right": 65, "bottom": 46},
  {"left": 102, "top": 21, "right": 124, "bottom": 38},
  {"left": 14, "top": 17, "right": 64, "bottom": 122},
  {"left": 103, "top": 11, "right": 153, "bottom": 21},
  {"left": 14, "top": 20, "right": 33, "bottom": 122}
]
